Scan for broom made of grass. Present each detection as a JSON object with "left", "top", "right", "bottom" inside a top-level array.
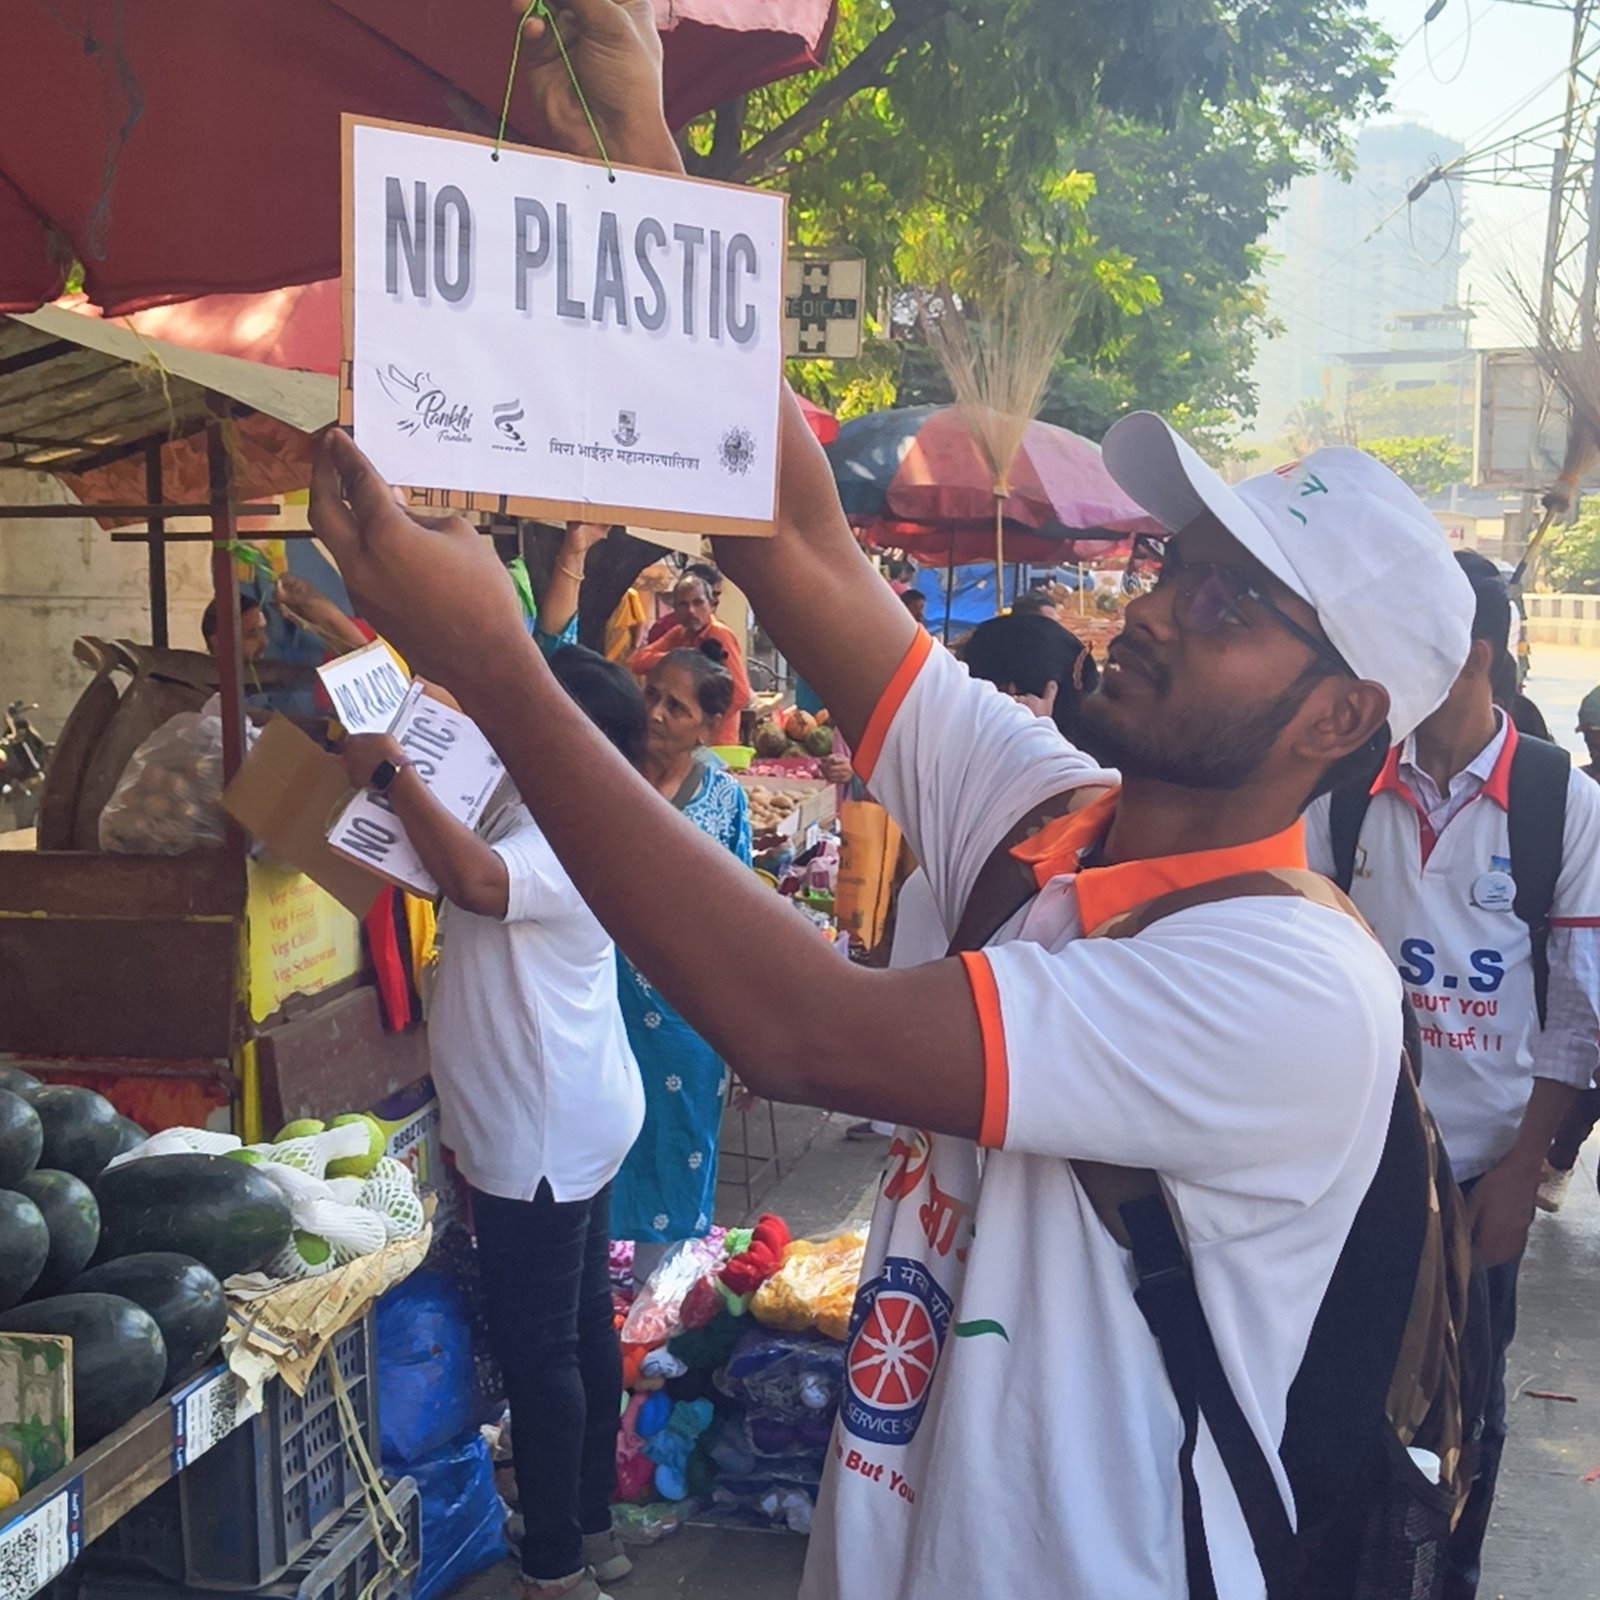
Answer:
[{"left": 925, "top": 274, "right": 1080, "bottom": 613}]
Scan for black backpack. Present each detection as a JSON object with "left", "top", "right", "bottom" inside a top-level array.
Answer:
[{"left": 1327, "top": 733, "right": 1571, "bottom": 1024}]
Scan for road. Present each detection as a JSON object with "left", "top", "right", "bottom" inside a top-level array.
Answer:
[{"left": 1523, "top": 641, "right": 1600, "bottom": 758}]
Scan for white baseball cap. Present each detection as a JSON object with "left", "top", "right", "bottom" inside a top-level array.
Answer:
[{"left": 1101, "top": 412, "right": 1474, "bottom": 742}]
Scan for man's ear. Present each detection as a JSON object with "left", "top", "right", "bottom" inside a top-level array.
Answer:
[
  {"left": 1467, "top": 637, "right": 1495, "bottom": 679},
  {"left": 1299, "top": 676, "right": 1391, "bottom": 767}
]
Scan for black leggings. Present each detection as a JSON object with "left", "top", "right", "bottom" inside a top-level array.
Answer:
[{"left": 472, "top": 1181, "right": 621, "bottom": 1581}]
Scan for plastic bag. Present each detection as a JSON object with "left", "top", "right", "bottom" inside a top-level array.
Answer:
[
  {"left": 399, "top": 1430, "right": 508, "bottom": 1600},
  {"left": 750, "top": 1231, "right": 867, "bottom": 1340},
  {"left": 376, "top": 1271, "right": 478, "bottom": 1462},
  {"left": 720, "top": 1329, "right": 845, "bottom": 1420},
  {"left": 99, "top": 695, "right": 254, "bottom": 854},
  {"left": 619, "top": 1236, "right": 728, "bottom": 1346}
]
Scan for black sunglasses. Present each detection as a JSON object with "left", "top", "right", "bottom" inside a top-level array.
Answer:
[{"left": 1136, "top": 536, "right": 1352, "bottom": 676}]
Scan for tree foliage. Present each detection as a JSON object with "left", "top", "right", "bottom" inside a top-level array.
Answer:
[
  {"left": 1541, "top": 501, "right": 1600, "bottom": 594},
  {"left": 683, "top": 0, "right": 1392, "bottom": 447},
  {"left": 1360, "top": 435, "right": 1471, "bottom": 497}
]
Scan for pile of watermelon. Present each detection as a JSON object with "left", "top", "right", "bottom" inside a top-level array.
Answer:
[{"left": 0, "top": 1069, "right": 424, "bottom": 1448}]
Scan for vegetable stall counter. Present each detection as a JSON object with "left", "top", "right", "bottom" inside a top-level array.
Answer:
[{"left": 0, "top": 1361, "right": 250, "bottom": 1600}]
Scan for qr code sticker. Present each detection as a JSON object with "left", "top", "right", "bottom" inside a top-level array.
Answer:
[
  {"left": 0, "top": 1516, "right": 42, "bottom": 1600},
  {"left": 175, "top": 1372, "right": 256, "bottom": 1470},
  {"left": 0, "top": 1490, "right": 76, "bottom": 1600}
]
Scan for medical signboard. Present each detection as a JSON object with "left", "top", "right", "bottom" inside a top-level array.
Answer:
[
  {"left": 783, "top": 255, "right": 865, "bottom": 358},
  {"left": 343, "top": 117, "right": 787, "bottom": 535}
]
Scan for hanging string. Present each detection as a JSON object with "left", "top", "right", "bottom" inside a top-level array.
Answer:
[{"left": 495, "top": 1, "right": 615, "bottom": 182}]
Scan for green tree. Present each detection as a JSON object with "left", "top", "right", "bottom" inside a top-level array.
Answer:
[
  {"left": 559, "top": 0, "right": 1396, "bottom": 641},
  {"left": 683, "top": 0, "right": 1391, "bottom": 441},
  {"left": 1541, "top": 501, "right": 1600, "bottom": 593},
  {"left": 1360, "top": 436, "right": 1470, "bottom": 497}
]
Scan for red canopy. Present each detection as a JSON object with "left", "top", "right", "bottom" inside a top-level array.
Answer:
[{"left": 0, "top": 0, "right": 836, "bottom": 315}]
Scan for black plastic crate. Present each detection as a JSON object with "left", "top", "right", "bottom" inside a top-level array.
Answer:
[
  {"left": 77, "top": 1480, "right": 419, "bottom": 1600},
  {"left": 92, "top": 1317, "right": 380, "bottom": 1590}
]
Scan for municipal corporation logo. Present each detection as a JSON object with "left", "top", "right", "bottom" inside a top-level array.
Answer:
[
  {"left": 493, "top": 401, "right": 527, "bottom": 451},
  {"left": 718, "top": 425, "right": 756, "bottom": 476},
  {"left": 841, "top": 1256, "right": 952, "bottom": 1447},
  {"left": 614, "top": 409, "right": 639, "bottom": 447},
  {"left": 374, "top": 365, "right": 472, "bottom": 443}
]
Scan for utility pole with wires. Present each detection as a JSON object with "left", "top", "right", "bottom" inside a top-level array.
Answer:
[{"left": 1409, "top": 2, "right": 1600, "bottom": 573}]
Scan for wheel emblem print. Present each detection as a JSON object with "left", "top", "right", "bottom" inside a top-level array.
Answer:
[{"left": 841, "top": 1257, "right": 953, "bottom": 1446}]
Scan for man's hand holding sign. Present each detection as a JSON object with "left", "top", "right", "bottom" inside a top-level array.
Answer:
[{"left": 513, "top": 0, "right": 676, "bottom": 172}]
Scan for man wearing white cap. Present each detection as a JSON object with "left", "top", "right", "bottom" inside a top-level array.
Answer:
[{"left": 307, "top": 10, "right": 1475, "bottom": 1599}]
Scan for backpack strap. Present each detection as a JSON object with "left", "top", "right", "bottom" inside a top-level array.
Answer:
[
  {"left": 946, "top": 841, "right": 1358, "bottom": 1599},
  {"left": 1327, "top": 777, "right": 1374, "bottom": 894},
  {"left": 1507, "top": 734, "right": 1570, "bottom": 1027}
]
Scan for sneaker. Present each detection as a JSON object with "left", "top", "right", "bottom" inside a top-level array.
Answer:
[
  {"left": 1536, "top": 1163, "right": 1572, "bottom": 1214},
  {"left": 845, "top": 1120, "right": 893, "bottom": 1141},
  {"left": 519, "top": 1574, "right": 611, "bottom": 1600},
  {"left": 582, "top": 1529, "right": 633, "bottom": 1585}
]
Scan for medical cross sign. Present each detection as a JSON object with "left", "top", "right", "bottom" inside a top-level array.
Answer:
[{"left": 783, "top": 255, "right": 865, "bottom": 359}]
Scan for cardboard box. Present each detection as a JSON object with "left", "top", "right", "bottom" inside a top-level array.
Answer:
[
  {"left": 0, "top": 1333, "right": 72, "bottom": 1491},
  {"left": 735, "top": 774, "right": 837, "bottom": 842},
  {"left": 222, "top": 717, "right": 386, "bottom": 917}
]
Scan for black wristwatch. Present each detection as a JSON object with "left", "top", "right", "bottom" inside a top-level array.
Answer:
[{"left": 370, "top": 757, "right": 410, "bottom": 794}]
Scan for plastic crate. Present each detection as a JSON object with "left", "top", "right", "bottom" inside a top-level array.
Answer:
[
  {"left": 77, "top": 1480, "right": 419, "bottom": 1600},
  {"left": 92, "top": 1317, "right": 380, "bottom": 1590}
]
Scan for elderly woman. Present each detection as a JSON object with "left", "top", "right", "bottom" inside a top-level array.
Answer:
[
  {"left": 612, "top": 644, "right": 752, "bottom": 1280},
  {"left": 628, "top": 573, "right": 751, "bottom": 745}
]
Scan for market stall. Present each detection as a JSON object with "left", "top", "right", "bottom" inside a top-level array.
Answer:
[{"left": 0, "top": 306, "right": 436, "bottom": 1141}]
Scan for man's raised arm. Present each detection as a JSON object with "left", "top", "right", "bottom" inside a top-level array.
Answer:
[{"left": 308, "top": 430, "right": 986, "bottom": 1137}]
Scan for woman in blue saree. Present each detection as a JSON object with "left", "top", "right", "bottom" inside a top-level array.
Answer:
[{"left": 612, "top": 642, "right": 751, "bottom": 1276}]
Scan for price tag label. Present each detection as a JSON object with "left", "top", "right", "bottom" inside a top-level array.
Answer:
[
  {"left": 0, "top": 1478, "right": 83, "bottom": 1600},
  {"left": 171, "top": 1368, "right": 259, "bottom": 1472},
  {"left": 805, "top": 822, "right": 821, "bottom": 851}
]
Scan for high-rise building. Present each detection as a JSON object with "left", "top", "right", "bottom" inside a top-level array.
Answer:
[{"left": 1250, "top": 123, "right": 1466, "bottom": 440}]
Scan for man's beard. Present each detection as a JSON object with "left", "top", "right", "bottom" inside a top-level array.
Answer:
[{"left": 1077, "top": 659, "right": 1325, "bottom": 791}]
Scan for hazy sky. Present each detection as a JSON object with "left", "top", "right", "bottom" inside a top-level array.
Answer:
[{"left": 1363, "top": 0, "right": 1583, "bottom": 341}]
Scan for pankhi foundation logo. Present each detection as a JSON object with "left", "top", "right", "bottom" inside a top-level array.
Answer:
[
  {"left": 492, "top": 401, "right": 527, "bottom": 451},
  {"left": 373, "top": 365, "right": 472, "bottom": 443}
]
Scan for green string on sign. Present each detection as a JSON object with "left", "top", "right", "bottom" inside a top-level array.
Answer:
[{"left": 495, "top": 0, "right": 616, "bottom": 181}]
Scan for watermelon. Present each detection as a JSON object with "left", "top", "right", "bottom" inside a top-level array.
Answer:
[
  {"left": 68, "top": 1254, "right": 226, "bottom": 1387},
  {"left": 0, "top": 1090, "right": 43, "bottom": 1187},
  {"left": 0, "top": 1293, "right": 166, "bottom": 1443},
  {"left": 0, "top": 1191, "right": 50, "bottom": 1311},
  {"left": 109, "top": 1117, "right": 149, "bottom": 1160},
  {"left": 31, "top": 1087, "right": 122, "bottom": 1181},
  {"left": 0, "top": 1066, "right": 41, "bottom": 1101},
  {"left": 16, "top": 1170, "right": 100, "bottom": 1295},
  {"left": 94, "top": 1154, "right": 292, "bottom": 1279}
]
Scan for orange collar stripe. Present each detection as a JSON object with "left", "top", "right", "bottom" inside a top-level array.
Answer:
[{"left": 1011, "top": 791, "right": 1310, "bottom": 937}]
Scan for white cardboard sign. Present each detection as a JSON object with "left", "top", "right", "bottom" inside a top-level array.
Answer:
[
  {"left": 326, "top": 682, "right": 506, "bottom": 896},
  {"left": 316, "top": 640, "right": 411, "bottom": 735},
  {"left": 345, "top": 118, "right": 787, "bottom": 535}
]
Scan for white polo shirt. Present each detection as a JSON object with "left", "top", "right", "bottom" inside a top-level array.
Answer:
[
  {"left": 1306, "top": 718, "right": 1600, "bottom": 1180},
  {"left": 427, "top": 796, "right": 644, "bottom": 1203},
  {"left": 801, "top": 634, "right": 1400, "bottom": 1600}
]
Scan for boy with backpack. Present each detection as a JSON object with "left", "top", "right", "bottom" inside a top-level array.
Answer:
[{"left": 1308, "top": 550, "right": 1600, "bottom": 1598}]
